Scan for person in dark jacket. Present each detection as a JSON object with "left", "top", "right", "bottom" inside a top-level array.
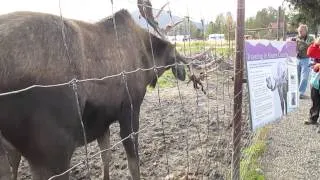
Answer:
[{"left": 305, "top": 38, "right": 320, "bottom": 124}]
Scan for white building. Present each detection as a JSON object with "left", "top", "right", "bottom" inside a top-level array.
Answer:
[
  {"left": 208, "top": 34, "right": 225, "bottom": 41},
  {"left": 166, "top": 35, "right": 190, "bottom": 43}
]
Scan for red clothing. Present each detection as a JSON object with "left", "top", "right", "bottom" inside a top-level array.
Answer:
[
  {"left": 307, "top": 43, "right": 320, "bottom": 72},
  {"left": 307, "top": 43, "right": 320, "bottom": 61}
]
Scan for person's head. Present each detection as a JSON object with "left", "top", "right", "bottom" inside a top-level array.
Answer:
[{"left": 297, "top": 24, "right": 308, "bottom": 37}]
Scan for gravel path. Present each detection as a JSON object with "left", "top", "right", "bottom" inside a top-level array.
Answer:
[{"left": 261, "top": 97, "right": 320, "bottom": 180}]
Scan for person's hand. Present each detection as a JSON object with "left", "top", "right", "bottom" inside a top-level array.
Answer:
[
  {"left": 313, "top": 63, "right": 320, "bottom": 72},
  {"left": 315, "top": 38, "right": 320, "bottom": 45}
]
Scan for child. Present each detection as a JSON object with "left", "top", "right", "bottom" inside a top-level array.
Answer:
[{"left": 306, "top": 38, "right": 320, "bottom": 124}]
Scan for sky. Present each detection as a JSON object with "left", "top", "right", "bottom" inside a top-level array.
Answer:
[{"left": 0, "top": 0, "right": 285, "bottom": 23}]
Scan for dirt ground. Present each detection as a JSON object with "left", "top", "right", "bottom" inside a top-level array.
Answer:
[{"left": 16, "top": 69, "right": 250, "bottom": 180}]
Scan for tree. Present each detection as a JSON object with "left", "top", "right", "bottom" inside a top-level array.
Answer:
[
  {"left": 287, "top": 10, "right": 306, "bottom": 32},
  {"left": 244, "top": 7, "right": 278, "bottom": 29},
  {"left": 255, "top": 7, "right": 278, "bottom": 28},
  {"left": 167, "top": 19, "right": 202, "bottom": 39},
  {"left": 226, "top": 12, "right": 235, "bottom": 40},
  {"left": 244, "top": 7, "right": 284, "bottom": 39},
  {"left": 286, "top": 0, "right": 320, "bottom": 36},
  {"left": 204, "top": 12, "right": 235, "bottom": 40},
  {"left": 190, "top": 22, "right": 202, "bottom": 38},
  {"left": 213, "top": 13, "right": 226, "bottom": 33},
  {"left": 226, "top": 12, "right": 234, "bottom": 29},
  {"left": 245, "top": 17, "right": 256, "bottom": 29},
  {"left": 205, "top": 21, "right": 214, "bottom": 37}
]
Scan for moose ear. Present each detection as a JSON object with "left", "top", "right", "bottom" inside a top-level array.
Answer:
[{"left": 149, "top": 34, "right": 169, "bottom": 56}]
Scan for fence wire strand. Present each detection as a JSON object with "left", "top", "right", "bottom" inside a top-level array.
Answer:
[
  {"left": 141, "top": 1, "right": 172, "bottom": 176},
  {"left": 48, "top": 120, "right": 155, "bottom": 180},
  {"left": 59, "top": 0, "right": 90, "bottom": 177},
  {"left": 0, "top": 1, "right": 253, "bottom": 180},
  {"left": 167, "top": 2, "right": 193, "bottom": 177}
]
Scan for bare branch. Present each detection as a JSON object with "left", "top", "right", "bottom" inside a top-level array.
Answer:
[
  {"left": 136, "top": 0, "right": 214, "bottom": 67},
  {"left": 192, "top": 61, "right": 216, "bottom": 70},
  {"left": 164, "top": 19, "right": 184, "bottom": 34},
  {"left": 155, "top": 2, "right": 169, "bottom": 19},
  {"left": 137, "top": 0, "right": 165, "bottom": 39}
]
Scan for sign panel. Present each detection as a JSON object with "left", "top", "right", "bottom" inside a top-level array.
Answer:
[{"left": 245, "top": 40, "right": 299, "bottom": 130}]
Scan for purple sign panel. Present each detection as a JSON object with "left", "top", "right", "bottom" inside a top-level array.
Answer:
[{"left": 245, "top": 40, "right": 298, "bottom": 131}]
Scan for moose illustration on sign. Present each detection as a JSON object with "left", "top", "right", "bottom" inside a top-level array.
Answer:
[{"left": 266, "top": 61, "right": 289, "bottom": 116}]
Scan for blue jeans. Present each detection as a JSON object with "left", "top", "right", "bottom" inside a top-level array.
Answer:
[{"left": 297, "top": 57, "right": 311, "bottom": 95}]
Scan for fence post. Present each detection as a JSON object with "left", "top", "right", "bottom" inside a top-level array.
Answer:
[
  {"left": 283, "top": 12, "right": 287, "bottom": 41},
  {"left": 277, "top": 6, "right": 281, "bottom": 40},
  {"left": 232, "top": 0, "right": 245, "bottom": 179}
]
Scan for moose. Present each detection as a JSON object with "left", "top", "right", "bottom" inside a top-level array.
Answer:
[
  {"left": 0, "top": 2, "right": 215, "bottom": 179},
  {"left": 266, "top": 61, "right": 289, "bottom": 116}
]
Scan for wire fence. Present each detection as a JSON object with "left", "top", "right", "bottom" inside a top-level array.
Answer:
[{"left": 0, "top": 0, "right": 291, "bottom": 180}]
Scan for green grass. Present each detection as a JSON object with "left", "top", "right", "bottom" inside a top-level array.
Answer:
[
  {"left": 147, "top": 70, "right": 177, "bottom": 92},
  {"left": 175, "top": 41, "right": 235, "bottom": 57},
  {"left": 240, "top": 126, "right": 270, "bottom": 180},
  {"left": 146, "top": 41, "right": 235, "bottom": 93}
]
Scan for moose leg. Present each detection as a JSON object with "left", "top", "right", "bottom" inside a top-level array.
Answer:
[
  {"left": 278, "top": 87, "right": 285, "bottom": 115},
  {"left": 27, "top": 133, "right": 75, "bottom": 180},
  {"left": 97, "top": 128, "right": 111, "bottom": 180},
  {"left": 0, "top": 140, "right": 12, "bottom": 180},
  {"left": 119, "top": 109, "right": 140, "bottom": 180},
  {"left": 30, "top": 163, "right": 70, "bottom": 180},
  {"left": 29, "top": 146, "right": 73, "bottom": 180},
  {"left": 283, "top": 86, "right": 288, "bottom": 115},
  {"left": 7, "top": 151, "right": 20, "bottom": 180},
  {"left": 0, "top": 137, "right": 21, "bottom": 180}
]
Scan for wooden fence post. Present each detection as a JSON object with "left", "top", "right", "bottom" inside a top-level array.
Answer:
[{"left": 232, "top": 0, "right": 245, "bottom": 179}]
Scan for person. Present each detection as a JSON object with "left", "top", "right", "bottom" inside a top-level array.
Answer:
[
  {"left": 294, "top": 24, "right": 314, "bottom": 99},
  {"left": 305, "top": 38, "right": 320, "bottom": 124}
]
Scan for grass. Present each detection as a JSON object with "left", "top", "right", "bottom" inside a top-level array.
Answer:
[
  {"left": 175, "top": 41, "right": 235, "bottom": 57},
  {"left": 240, "top": 126, "right": 270, "bottom": 180},
  {"left": 146, "top": 41, "right": 235, "bottom": 93},
  {"left": 147, "top": 70, "right": 177, "bottom": 92},
  {"left": 156, "top": 70, "right": 177, "bottom": 88}
]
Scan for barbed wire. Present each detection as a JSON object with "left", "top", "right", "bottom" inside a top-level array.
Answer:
[
  {"left": 0, "top": 62, "right": 201, "bottom": 97},
  {"left": 168, "top": 1, "right": 192, "bottom": 176},
  {"left": 48, "top": 119, "right": 155, "bottom": 180},
  {"left": 140, "top": 0, "right": 172, "bottom": 175},
  {"left": 58, "top": 0, "right": 90, "bottom": 177},
  {"left": 0, "top": 1, "right": 296, "bottom": 180},
  {"left": 0, "top": 1, "right": 249, "bottom": 180},
  {"left": 48, "top": 0, "right": 221, "bottom": 179}
]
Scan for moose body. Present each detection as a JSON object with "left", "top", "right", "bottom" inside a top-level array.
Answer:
[
  {"left": 0, "top": 9, "right": 185, "bottom": 180},
  {"left": 266, "top": 62, "right": 288, "bottom": 115}
]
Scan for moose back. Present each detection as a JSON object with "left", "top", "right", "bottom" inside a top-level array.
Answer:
[{"left": 0, "top": 9, "right": 186, "bottom": 180}]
